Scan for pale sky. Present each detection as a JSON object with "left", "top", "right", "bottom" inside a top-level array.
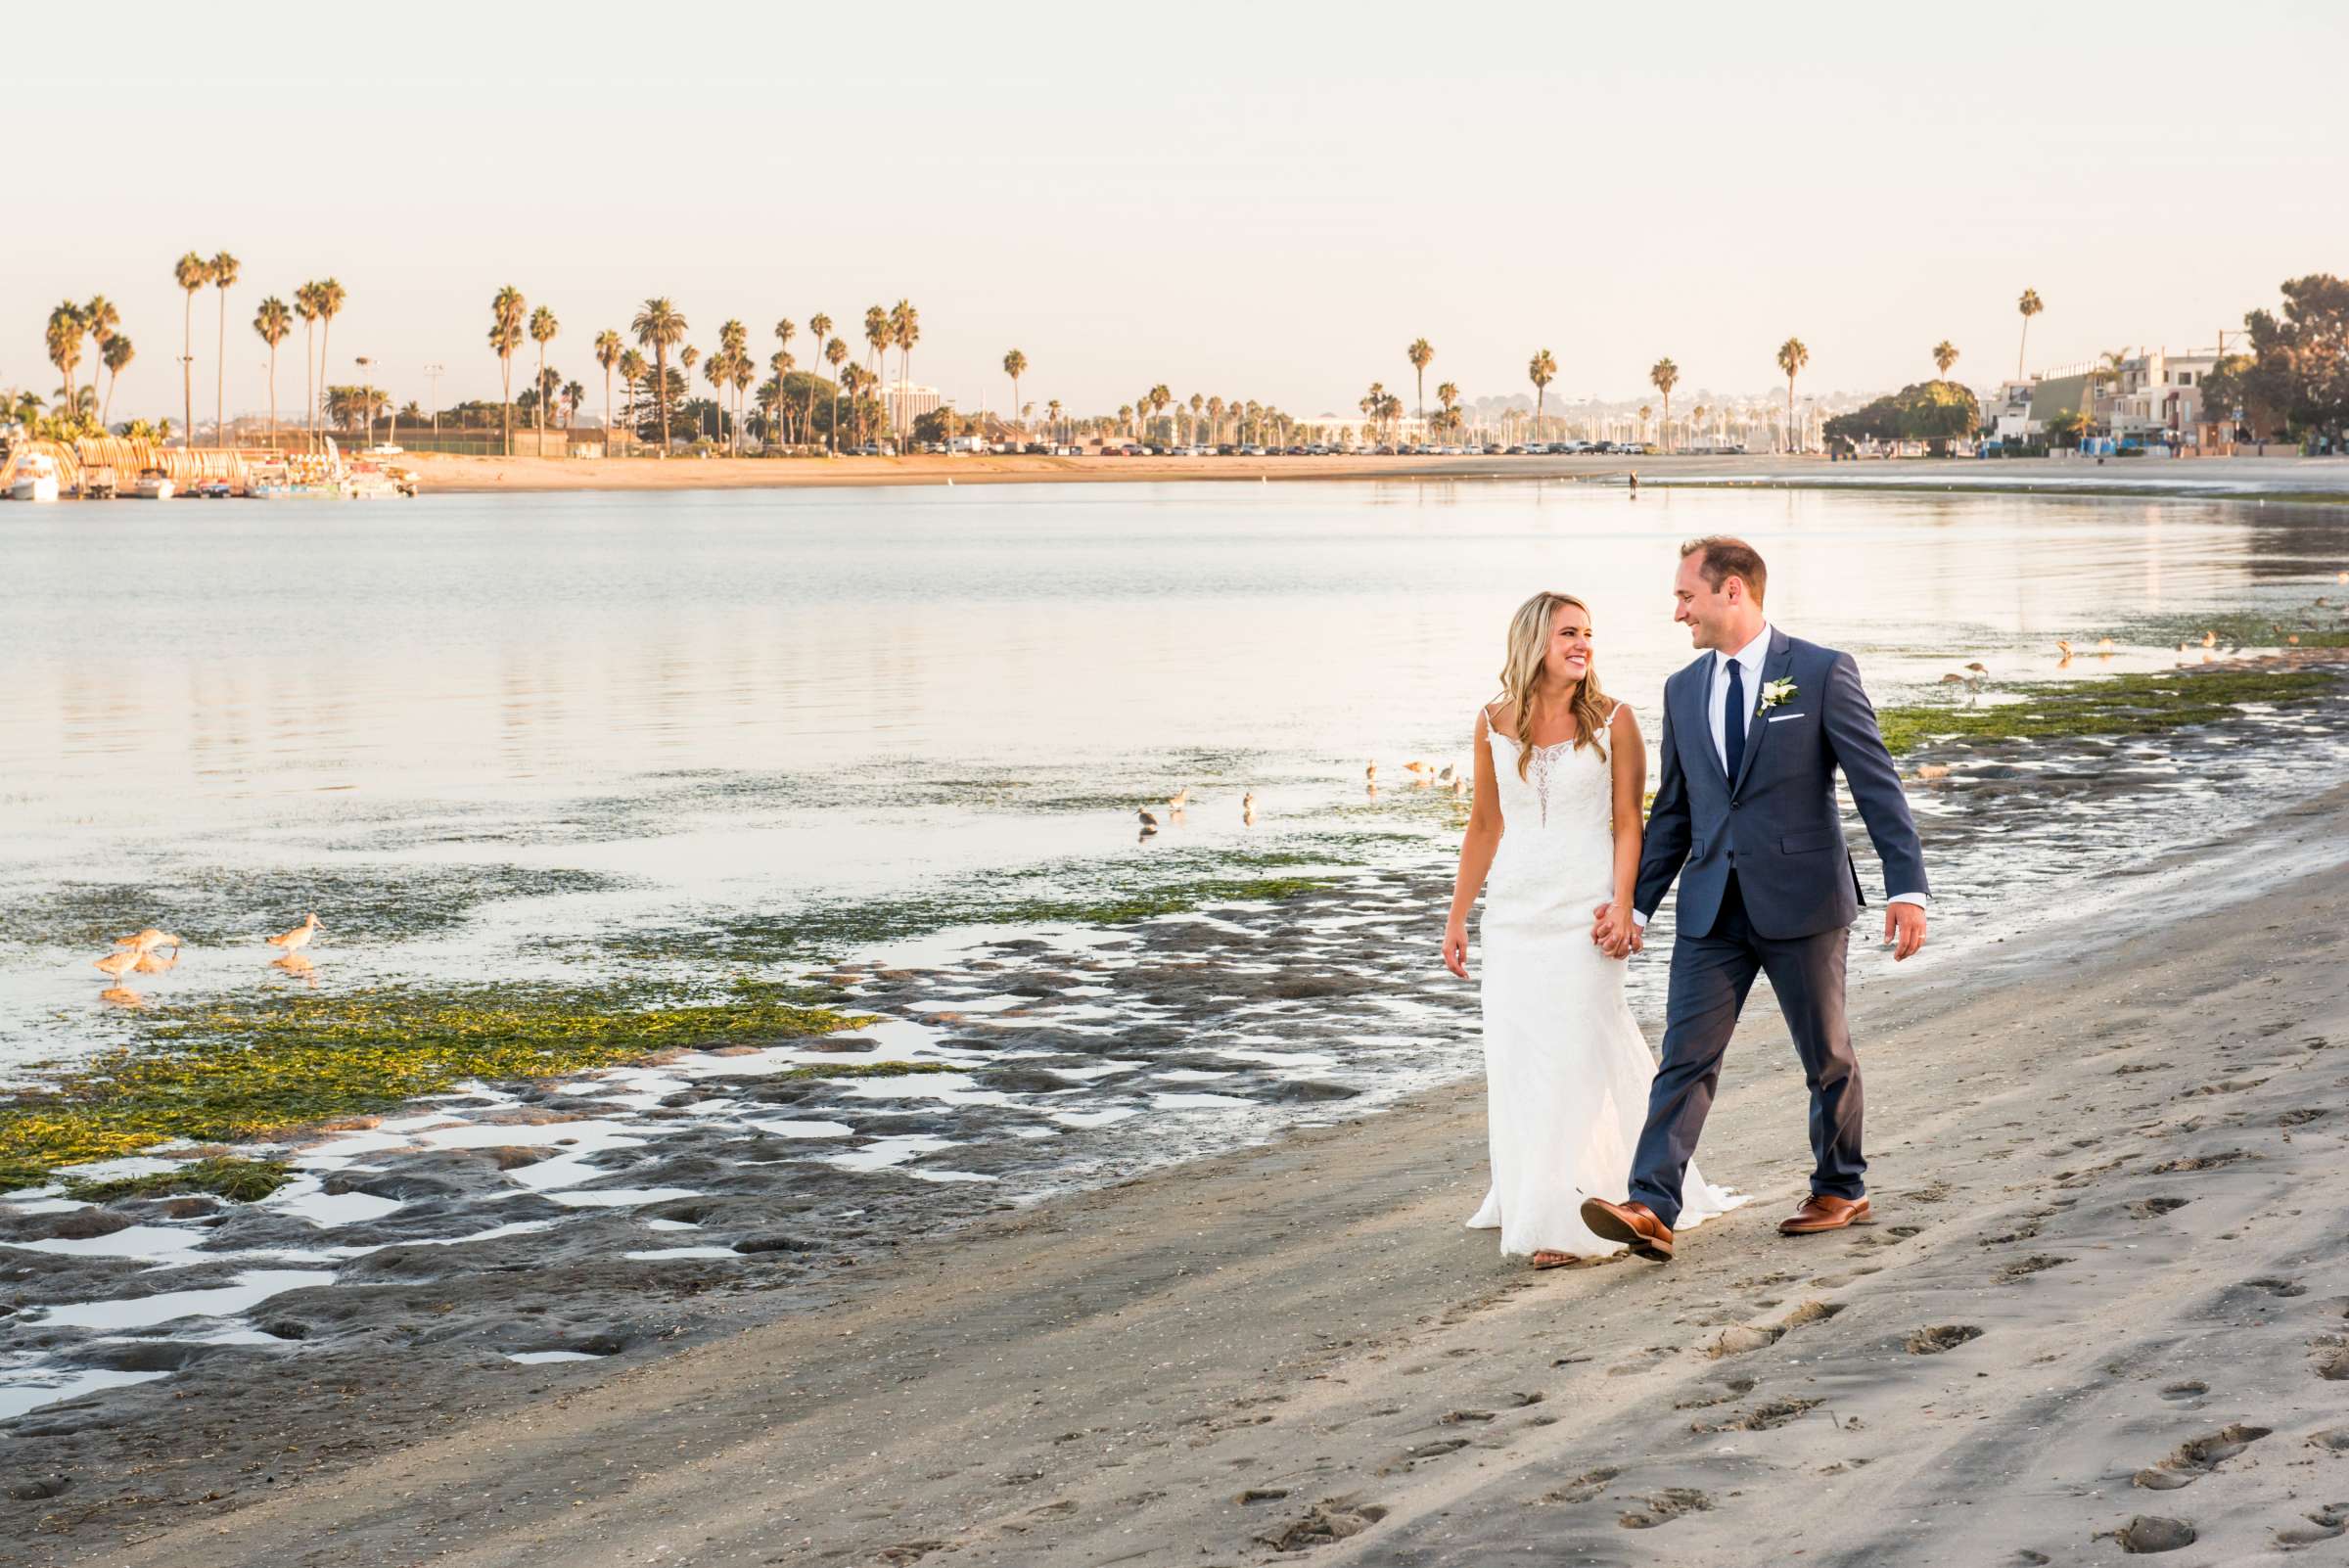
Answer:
[{"left": 11, "top": 0, "right": 2343, "bottom": 426}]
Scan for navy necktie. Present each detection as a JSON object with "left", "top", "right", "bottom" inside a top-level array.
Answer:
[{"left": 1723, "top": 658, "right": 1746, "bottom": 784}]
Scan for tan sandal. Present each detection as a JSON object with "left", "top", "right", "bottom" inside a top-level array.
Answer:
[{"left": 1532, "top": 1251, "right": 1579, "bottom": 1270}]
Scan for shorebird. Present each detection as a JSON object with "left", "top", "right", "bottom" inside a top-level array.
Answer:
[
  {"left": 1167, "top": 787, "right": 1190, "bottom": 808},
  {"left": 266, "top": 911, "right": 323, "bottom": 955},
  {"left": 114, "top": 928, "right": 184, "bottom": 954},
  {"left": 2054, "top": 639, "right": 2074, "bottom": 658},
  {"left": 2096, "top": 637, "right": 2115, "bottom": 653},
  {"left": 1964, "top": 662, "right": 1989, "bottom": 674},
  {"left": 1136, "top": 808, "right": 1160, "bottom": 836},
  {"left": 1242, "top": 791, "right": 1257, "bottom": 825},
  {"left": 1939, "top": 672, "right": 1968, "bottom": 684},
  {"left": 1364, "top": 761, "right": 1378, "bottom": 783},
  {"left": 1450, "top": 774, "right": 1467, "bottom": 797},
  {"left": 1437, "top": 763, "right": 1456, "bottom": 785},
  {"left": 1916, "top": 763, "right": 1953, "bottom": 781},
  {"left": 93, "top": 950, "right": 140, "bottom": 983},
  {"left": 2202, "top": 630, "right": 2218, "bottom": 647},
  {"left": 132, "top": 947, "right": 179, "bottom": 976}
]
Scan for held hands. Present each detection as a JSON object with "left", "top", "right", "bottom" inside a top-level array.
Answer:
[
  {"left": 1884, "top": 902, "right": 1927, "bottom": 961},
  {"left": 1591, "top": 902, "right": 1643, "bottom": 960},
  {"left": 1443, "top": 918, "right": 1471, "bottom": 979}
]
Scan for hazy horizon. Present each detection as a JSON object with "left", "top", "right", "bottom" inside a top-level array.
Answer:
[{"left": 10, "top": 1, "right": 2343, "bottom": 429}]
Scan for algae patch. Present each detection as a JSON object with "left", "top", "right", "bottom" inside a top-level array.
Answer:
[
  {"left": 0, "top": 981, "right": 878, "bottom": 1183},
  {"left": 1877, "top": 669, "right": 2337, "bottom": 756},
  {"left": 62, "top": 1157, "right": 296, "bottom": 1204}
]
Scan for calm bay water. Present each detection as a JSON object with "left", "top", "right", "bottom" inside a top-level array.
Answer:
[{"left": 2, "top": 477, "right": 2345, "bottom": 1058}]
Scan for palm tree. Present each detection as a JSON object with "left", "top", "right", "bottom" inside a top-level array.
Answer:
[
  {"left": 1004, "top": 348, "right": 1028, "bottom": 432},
  {"left": 295, "top": 284, "right": 323, "bottom": 450},
  {"left": 1527, "top": 349, "right": 1556, "bottom": 444},
  {"left": 1648, "top": 357, "right": 1681, "bottom": 453},
  {"left": 593, "top": 329, "right": 622, "bottom": 449},
  {"left": 2092, "top": 346, "right": 2133, "bottom": 441},
  {"left": 769, "top": 320, "right": 796, "bottom": 444},
  {"left": 45, "top": 302, "right": 85, "bottom": 428},
  {"left": 1775, "top": 338, "right": 1811, "bottom": 454},
  {"left": 207, "top": 252, "right": 240, "bottom": 447},
  {"left": 1360, "top": 381, "right": 1388, "bottom": 442},
  {"left": 82, "top": 296, "right": 119, "bottom": 416},
  {"left": 1407, "top": 338, "right": 1434, "bottom": 438},
  {"left": 1933, "top": 340, "right": 1958, "bottom": 379},
  {"left": 174, "top": 252, "right": 210, "bottom": 446},
  {"left": 1187, "top": 392, "right": 1204, "bottom": 444},
  {"left": 312, "top": 278, "right": 346, "bottom": 442},
  {"left": 1148, "top": 384, "right": 1171, "bottom": 442},
  {"left": 618, "top": 347, "right": 646, "bottom": 438},
  {"left": 806, "top": 313, "right": 831, "bottom": 440},
  {"left": 1436, "top": 380, "right": 1459, "bottom": 443},
  {"left": 1638, "top": 404, "right": 1654, "bottom": 442},
  {"left": 1046, "top": 397, "right": 1064, "bottom": 443},
  {"left": 1118, "top": 403, "right": 1134, "bottom": 439},
  {"left": 529, "top": 305, "right": 560, "bottom": 446},
  {"left": 101, "top": 335, "right": 135, "bottom": 427},
  {"left": 823, "top": 336, "right": 848, "bottom": 452},
  {"left": 562, "top": 379, "right": 585, "bottom": 430},
  {"left": 2015, "top": 288, "right": 2043, "bottom": 381},
  {"left": 766, "top": 348, "right": 794, "bottom": 445},
  {"left": 630, "top": 298, "right": 687, "bottom": 452},
  {"left": 489, "top": 286, "right": 527, "bottom": 456},
  {"left": 253, "top": 296, "right": 292, "bottom": 447},
  {"left": 1689, "top": 403, "right": 1708, "bottom": 449},
  {"left": 717, "top": 320, "right": 749, "bottom": 452},
  {"left": 889, "top": 300, "right": 920, "bottom": 443},
  {"left": 703, "top": 347, "right": 729, "bottom": 450},
  {"left": 729, "top": 355, "right": 754, "bottom": 457}
]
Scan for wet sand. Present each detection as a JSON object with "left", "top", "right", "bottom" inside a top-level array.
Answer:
[
  {"left": 22, "top": 778, "right": 2349, "bottom": 1566},
  {"left": 401, "top": 448, "right": 2349, "bottom": 499}
]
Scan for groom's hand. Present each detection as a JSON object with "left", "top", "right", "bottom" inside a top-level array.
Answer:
[
  {"left": 1593, "top": 902, "right": 1642, "bottom": 959},
  {"left": 1884, "top": 902, "right": 1926, "bottom": 961}
]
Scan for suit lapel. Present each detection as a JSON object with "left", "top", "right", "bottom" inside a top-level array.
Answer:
[
  {"left": 1728, "top": 628, "right": 1795, "bottom": 798},
  {"left": 1679, "top": 656, "right": 1727, "bottom": 790}
]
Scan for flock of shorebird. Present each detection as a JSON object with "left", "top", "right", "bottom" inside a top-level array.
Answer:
[
  {"left": 1133, "top": 761, "right": 1466, "bottom": 840},
  {"left": 86, "top": 912, "right": 325, "bottom": 1004}
]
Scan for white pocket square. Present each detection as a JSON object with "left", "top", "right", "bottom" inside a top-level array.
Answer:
[{"left": 1767, "top": 712, "right": 1806, "bottom": 722}]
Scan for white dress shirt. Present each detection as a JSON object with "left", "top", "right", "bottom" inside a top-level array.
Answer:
[
  {"left": 1630, "top": 623, "right": 1924, "bottom": 928},
  {"left": 1708, "top": 623, "right": 1774, "bottom": 775}
]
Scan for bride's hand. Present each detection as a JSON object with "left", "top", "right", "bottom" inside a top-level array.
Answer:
[
  {"left": 1593, "top": 902, "right": 1636, "bottom": 960},
  {"left": 1443, "top": 918, "right": 1470, "bottom": 979}
]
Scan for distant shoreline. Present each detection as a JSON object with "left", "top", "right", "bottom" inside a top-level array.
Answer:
[{"left": 393, "top": 447, "right": 2349, "bottom": 502}]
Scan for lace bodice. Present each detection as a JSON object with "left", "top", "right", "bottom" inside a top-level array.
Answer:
[{"left": 1483, "top": 717, "right": 1620, "bottom": 921}]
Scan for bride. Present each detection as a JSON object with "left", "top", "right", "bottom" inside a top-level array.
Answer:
[{"left": 1442, "top": 591, "right": 1744, "bottom": 1267}]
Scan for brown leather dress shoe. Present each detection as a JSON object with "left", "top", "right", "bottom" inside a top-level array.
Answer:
[
  {"left": 1579, "top": 1196, "right": 1675, "bottom": 1261},
  {"left": 1778, "top": 1194, "right": 1871, "bottom": 1235}
]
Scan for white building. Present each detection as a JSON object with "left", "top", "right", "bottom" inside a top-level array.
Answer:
[{"left": 880, "top": 382, "right": 944, "bottom": 433}]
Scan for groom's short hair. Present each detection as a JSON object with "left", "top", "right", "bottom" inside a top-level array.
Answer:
[{"left": 1680, "top": 535, "right": 1768, "bottom": 605}]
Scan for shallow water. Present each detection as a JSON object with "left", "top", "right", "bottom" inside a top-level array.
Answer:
[{"left": 4, "top": 480, "right": 2348, "bottom": 1414}]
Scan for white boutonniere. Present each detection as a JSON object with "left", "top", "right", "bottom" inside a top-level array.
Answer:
[{"left": 1757, "top": 677, "right": 1798, "bottom": 714}]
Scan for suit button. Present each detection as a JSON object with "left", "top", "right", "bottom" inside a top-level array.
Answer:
[{"left": 1729, "top": 800, "right": 1740, "bottom": 809}]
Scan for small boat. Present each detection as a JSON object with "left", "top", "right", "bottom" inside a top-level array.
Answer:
[
  {"left": 340, "top": 461, "right": 412, "bottom": 499},
  {"left": 191, "top": 478, "right": 236, "bottom": 499},
  {"left": 132, "top": 468, "right": 175, "bottom": 500},
  {"left": 6, "top": 452, "right": 62, "bottom": 502}
]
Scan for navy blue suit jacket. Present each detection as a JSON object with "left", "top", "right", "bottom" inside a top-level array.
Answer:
[{"left": 1633, "top": 629, "right": 1927, "bottom": 941}]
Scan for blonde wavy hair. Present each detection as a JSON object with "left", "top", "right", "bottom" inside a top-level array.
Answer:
[{"left": 1493, "top": 590, "right": 1609, "bottom": 780}]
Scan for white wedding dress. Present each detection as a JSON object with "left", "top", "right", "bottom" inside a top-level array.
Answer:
[{"left": 1467, "top": 714, "right": 1746, "bottom": 1257}]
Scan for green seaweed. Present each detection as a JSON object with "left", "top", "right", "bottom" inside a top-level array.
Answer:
[
  {"left": 596, "top": 845, "right": 1373, "bottom": 964},
  {"left": 1877, "top": 669, "right": 2337, "bottom": 756},
  {"left": 63, "top": 1157, "right": 295, "bottom": 1204},
  {"left": 2113, "top": 606, "right": 2349, "bottom": 652},
  {"left": 0, "top": 980, "right": 878, "bottom": 1182}
]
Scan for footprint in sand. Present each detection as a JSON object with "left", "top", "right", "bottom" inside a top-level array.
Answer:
[
  {"left": 2274, "top": 1503, "right": 2349, "bottom": 1549},
  {"left": 1617, "top": 1488, "right": 1714, "bottom": 1529},
  {"left": 2130, "top": 1197, "right": 2192, "bottom": 1218},
  {"left": 2100, "top": 1514, "right": 2196, "bottom": 1552},
  {"left": 2160, "top": 1381, "right": 2209, "bottom": 1401},
  {"left": 1906, "top": 1324, "right": 1985, "bottom": 1356},
  {"left": 2308, "top": 1427, "right": 2349, "bottom": 1453},
  {"left": 1259, "top": 1498, "right": 1387, "bottom": 1550},
  {"left": 1536, "top": 1467, "right": 1618, "bottom": 1506},
  {"left": 1997, "top": 1255, "right": 2072, "bottom": 1282},
  {"left": 2132, "top": 1424, "right": 2273, "bottom": 1490},
  {"left": 2243, "top": 1276, "right": 2309, "bottom": 1298},
  {"left": 2314, "top": 1346, "right": 2349, "bottom": 1382},
  {"left": 1689, "top": 1397, "right": 1822, "bottom": 1434}
]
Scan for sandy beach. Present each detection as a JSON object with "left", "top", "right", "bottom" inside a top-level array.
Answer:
[
  {"left": 14, "top": 769, "right": 2346, "bottom": 1566},
  {"left": 398, "top": 447, "right": 2349, "bottom": 500}
]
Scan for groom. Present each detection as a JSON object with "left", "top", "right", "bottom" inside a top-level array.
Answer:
[{"left": 1582, "top": 536, "right": 1928, "bottom": 1262}]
